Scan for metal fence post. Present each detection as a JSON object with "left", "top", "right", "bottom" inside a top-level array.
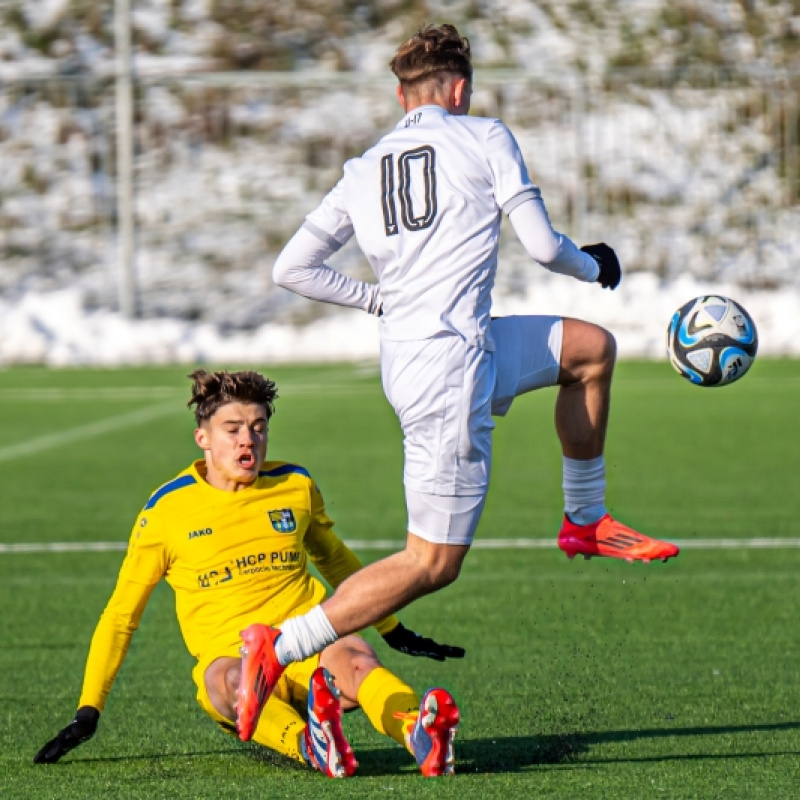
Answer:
[
  {"left": 787, "top": 87, "right": 798, "bottom": 206},
  {"left": 115, "top": 0, "right": 135, "bottom": 318},
  {"left": 573, "top": 76, "right": 587, "bottom": 243}
]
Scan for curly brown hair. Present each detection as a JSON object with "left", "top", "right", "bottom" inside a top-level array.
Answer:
[
  {"left": 390, "top": 24, "right": 472, "bottom": 88},
  {"left": 187, "top": 369, "right": 278, "bottom": 425}
]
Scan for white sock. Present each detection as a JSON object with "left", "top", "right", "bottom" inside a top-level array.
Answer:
[
  {"left": 562, "top": 455, "right": 607, "bottom": 526},
  {"left": 275, "top": 606, "right": 338, "bottom": 666}
]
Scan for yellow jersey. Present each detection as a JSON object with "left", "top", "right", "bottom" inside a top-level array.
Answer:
[{"left": 79, "top": 459, "right": 398, "bottom": 711}]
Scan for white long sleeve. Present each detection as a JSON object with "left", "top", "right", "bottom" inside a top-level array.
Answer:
[
  {"left": 272, "top": 225, "right": 382, "bottom": 315},
  {"left": 508, "top": 197, "right": 600, "bottom": 283}
]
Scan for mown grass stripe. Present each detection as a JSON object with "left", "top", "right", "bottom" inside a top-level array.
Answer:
[
  {"left": 0, "top": 402, "right": 180, "bottom": 462},
  {"left": 0, "top": 383, "right": 379, "bottom": 403}
]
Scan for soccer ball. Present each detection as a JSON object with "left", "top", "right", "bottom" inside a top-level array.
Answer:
[{"left": 666, "top": 295, "right": 758, "bottom": 387}]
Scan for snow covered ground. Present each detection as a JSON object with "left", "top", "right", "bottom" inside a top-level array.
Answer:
[
  {"left": 2, "top": 268, "right": 796, "bottom": 367},
  {"left": 1, "top": 1, "right": 798, "bottom": 366}
]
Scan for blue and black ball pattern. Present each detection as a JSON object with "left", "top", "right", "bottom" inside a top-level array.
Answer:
[{"left": 666, "top": 295, "right": 758, "bottom": 387}]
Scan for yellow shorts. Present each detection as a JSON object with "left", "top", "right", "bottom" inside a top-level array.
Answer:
[{"left": 193, "top": 643, "right": 320, "bottom": 731}]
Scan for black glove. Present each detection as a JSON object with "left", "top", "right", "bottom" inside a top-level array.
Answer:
[
  {"left": 581, "top": 243, "right": 621, "bottom": 290},
  {"left": 34, "top": 706, "right": 100, "bottom": 764},
  {"left": 382, "top": 622, "right": 465, "bottom": 661}
]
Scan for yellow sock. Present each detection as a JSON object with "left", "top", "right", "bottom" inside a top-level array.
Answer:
[
  {"left": 251, "top": 695, "right": 307, "bottom": 764},
  {"left": 357, "top": 666, "right": 420, "bottom": 752}
]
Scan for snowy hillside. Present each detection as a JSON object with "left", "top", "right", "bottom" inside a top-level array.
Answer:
[{"left": 0, "top": 1, "right": 799, "bottom": 364}]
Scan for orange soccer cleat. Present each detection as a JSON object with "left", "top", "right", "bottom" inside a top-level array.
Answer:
[
  {"left": 235, "top": 624, "right": 286, "bottom": 741},
  {"left": 405, "top": 688, "right": 460, "bottom": 777},
  {"left": 302, "top": 667, "right": 358, "bottom": 778},
  {"left": 558, "top": 513, "right": 680, "bottom": 564}
]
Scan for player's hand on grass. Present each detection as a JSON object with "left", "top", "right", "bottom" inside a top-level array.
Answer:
[
  {"left": 34, "top": 706, "right": 100, "bottom": 764},
  {"left": 382, "top": 622, "right": 465, "bottom": 661},
  {"left": 581, "top": 243, "right": 621, "bottom": 289}
]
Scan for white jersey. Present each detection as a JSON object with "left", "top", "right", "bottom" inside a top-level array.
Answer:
[
  {"left": 274, "top": 104, "right": 599, "bottom": 350},
  {"left": 303, "top": 105, "right": 539, "bottom": 350},
  {"left": 273, "top": 103, "right": 601, "bottom": 505}
]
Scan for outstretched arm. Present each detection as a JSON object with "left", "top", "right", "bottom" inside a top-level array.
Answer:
[
  {"left": 34, "top": 510, "right": 167, "bottom": 764},
  {"left": 34, "top": 578, "right": 156, "bottom": 763},
  {"left": 77, "top": 579, "right": 157, "bottom": 712}
]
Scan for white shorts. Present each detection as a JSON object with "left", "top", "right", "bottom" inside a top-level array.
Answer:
[
  {"left": 405, "top": 488, "right": 488, "bottom": 546},
  {"left": 491, "top": 314, "right": 564, "bottom": 417},
  {"left": 381, "top": 315, "right": 563, "bottom": 545}
]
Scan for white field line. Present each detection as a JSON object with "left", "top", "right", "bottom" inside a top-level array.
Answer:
[
  {"left": 347, "top": 538, "right": 800, "bottom": 550},
  {"left": 2, "top": 538, "right": 800, "bottom": 555},
  {"left": 0, "top": 542, "right": 129, "bottom": 553},
  {"left": 0, "top": 401, "right": 179, "bottom": 462}
]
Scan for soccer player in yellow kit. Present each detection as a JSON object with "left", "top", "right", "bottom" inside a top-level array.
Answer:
[{"left": 34, "top": 369, "right": 462, "bottom": 778}]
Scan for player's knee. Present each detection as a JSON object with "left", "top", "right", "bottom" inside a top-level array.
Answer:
[
  {"left": 406, "top": 534, "right": 468, "bottom": 591},
  {"left": 595, "top": 327, "right": 617, "bottom": 377},
  {"left": 223, "top": 661, "right": 242, "bottom": 698},
  {"left": 204, "top": 658, "right": 240, "bottom": 720},
  {"left": 561, "top": 320, "right": 616, "bottom": 386},
  {"left": 349, "top": 648, "right": 380, "bottom": 683},
  {"left": 580, "top": 325, "right": 616, "bottom": 382},
  {"left": 602, "top": 327, "right": 617, "bottom": 362},
  {"left": 321, "top": 636, "right": 379, "bottom": 704},
  {"left": 424, "top": 556, "right": 463, "bottom": 590}
]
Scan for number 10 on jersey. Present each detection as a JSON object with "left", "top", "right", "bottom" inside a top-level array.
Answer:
[{"left": 380, "top": 145, "right": 438, "bottom": 236}]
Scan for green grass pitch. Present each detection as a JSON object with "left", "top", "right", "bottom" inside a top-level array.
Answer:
[{"left": 1, "top": 359, "right": 800, "bottom": 799}]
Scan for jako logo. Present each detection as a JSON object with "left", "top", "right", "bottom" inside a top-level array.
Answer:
[{"left": 189, "top": 528, "right": 213, "bottom": 540}]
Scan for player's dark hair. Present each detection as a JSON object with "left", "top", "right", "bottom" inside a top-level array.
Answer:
[
  {"left": 390, "top": 24, "right": 472, "bottom": 88},
  {"left": 188, "top": 369, "right": 277, "bottom": 425}
]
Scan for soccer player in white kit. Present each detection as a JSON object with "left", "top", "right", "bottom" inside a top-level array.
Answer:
[{"left": 236, "top": 24, "right": 680, "bottom": 743}]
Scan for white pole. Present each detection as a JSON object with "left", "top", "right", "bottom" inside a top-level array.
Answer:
[
  {"left": 114, "top": 0, "right": 135, "bottom": 318},
  {"left": 573, "top": 77, "right": 586, "bottom": 243}
]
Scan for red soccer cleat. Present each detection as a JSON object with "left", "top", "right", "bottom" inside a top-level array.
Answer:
[
  {"left": 302, "top": 667, "right": 358, "bottom": 778},
  {"left": 236, "top": 624, "right": 286, "bottom": 741},
  {"left": 406, "top": 688, "right": 460, "bottom": 777},
  {"left": 558, "top": 513, "right": 680, "bottom": 564}
]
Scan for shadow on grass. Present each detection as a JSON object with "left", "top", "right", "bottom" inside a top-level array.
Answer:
[
  {"left": 46, "top": 720, "right": 800, "bottom": 776},
  {"left": 352, "top": 720, "right": 800, "bottom": 776},
  {"left": 66, "top": 747, "right": 243, "bottom": 765},
  {"left": 31, "top": 744, "right": 306, "bottom": 774}
]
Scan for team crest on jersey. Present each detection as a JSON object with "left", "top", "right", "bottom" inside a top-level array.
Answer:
[{"left": 268, "top": 509, "right": 296, "bottom": 533}]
